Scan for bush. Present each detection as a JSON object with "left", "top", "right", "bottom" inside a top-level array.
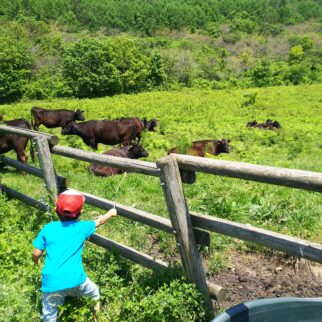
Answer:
[
  {"left": 0, "top": 27, "right": 33, "bottom": 103},
  {"left": 222, "top": 32, "right": 241, "bottom": 44},
  {"left": 63, "top": 39, "right": 122, "bottom": 98}
]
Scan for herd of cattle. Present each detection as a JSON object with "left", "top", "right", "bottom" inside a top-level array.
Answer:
[{"left": 0, "top": 107, "right": 282, "bottom": 177}]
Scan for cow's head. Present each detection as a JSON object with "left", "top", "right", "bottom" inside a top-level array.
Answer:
[
  {"left": 74, "top": 109, "right": 85, "bottom": 121},
  {"left": 61, "top": 122, "right": 77, "bottom": 135},
  {"left": 247, "top": 120, "right": 257, "bottom": 127},
  {"left": 125, "top": 143, "right": 149, "bottom": 159},
  {"left": 147, "top": 118, "right": 158, "bottom": 131},
  {"left": 272, "top": 120, "right": 282, "bottom": 128},
  {"left": 217, "top": 139, "right": 230, "bottom": 154}
]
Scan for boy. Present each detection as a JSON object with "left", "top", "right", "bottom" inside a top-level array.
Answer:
[{"left": 32, "top": 189, "right": 117, "bottom": 322}]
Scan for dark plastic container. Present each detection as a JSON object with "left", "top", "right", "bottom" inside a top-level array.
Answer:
[{"left": 211, "top": 298, "right": 322, "bottom": 322}]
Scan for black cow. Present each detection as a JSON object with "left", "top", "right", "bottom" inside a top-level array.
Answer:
[
  {"left": 61, "top": 120, "right": 136, "bottom": 149},
  {"left": 247, "top": 119, "right": 281, "bottom": 130},
  {"left": 0, "top": 119, "right": 34, "bottom": 163},
  {"left": 31, "top": 106, "right": 85, "bottom": 130},
  {"left": 168, "top": 139, "right": 230, "bottom": 157},
  {"left": 88, "top": 143, "right": 149, "bottom": 176},
  {"left": 142, "top": 118, "right": 158, "bottom": 132}
]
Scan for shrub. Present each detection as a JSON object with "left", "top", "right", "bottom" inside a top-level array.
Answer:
[
  {"left": 0, "top": 28, "right": 33, "bottom": 103},
  {"left": 222, "top": 32, "right": 241, "bottom": 44},
  {"left": 63, "top": 39, "right": 122, "bottom": 98}
]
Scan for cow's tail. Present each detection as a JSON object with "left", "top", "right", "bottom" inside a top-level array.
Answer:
[{"left": 24, "top": 120, "right": 35, "bottom": 163}]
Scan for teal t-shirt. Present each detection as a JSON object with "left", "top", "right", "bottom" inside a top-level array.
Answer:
[{"left": 33, "top": 220, "right": 96, "bottom": 292}]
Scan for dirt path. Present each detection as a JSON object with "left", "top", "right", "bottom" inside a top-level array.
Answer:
[{"left": 210, "top": 250, "right": 322, "bottom": 310}]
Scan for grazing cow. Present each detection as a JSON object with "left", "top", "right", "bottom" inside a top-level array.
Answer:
[
  {"left": 88, "top": 143, "right": 149, "bottom": 176},
  {"left": 168, "top": 139, "right": 230, "bottom": 157},
  {"left": 0, "top": 114, "right": 3, "bottom": 122},
  {"left": 31, "top": 106, "right": 85, "bottom": 131},
  {"left": 0, "top": 119, "right": 34, "bottom": 163},
  {"left": 115, "top": 117, "right": 158, "bottom": 143},
  {"left": 142, "top": 118, "right": 158, "bottom": 132},
  {"left": 247, "top": 119, "right": 281, "bottom": 130},
  {"left": 61, "top": 120, "right": 136, "bottom": 149}
]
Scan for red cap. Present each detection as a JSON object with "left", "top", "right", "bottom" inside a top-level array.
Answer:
[{"left": 56, "top": 190, "right": 85, "bottom": 218}]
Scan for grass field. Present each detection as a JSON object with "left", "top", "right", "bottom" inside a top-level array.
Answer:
[{"left": 0, "top": 84, "right": 321, "bottom": 320}]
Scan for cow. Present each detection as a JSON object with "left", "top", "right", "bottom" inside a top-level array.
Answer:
[
  {"left": 88, "top": 143, "right": 149, "bottom": 176},
  {"left": 0, "top": 118, "right": 34, "bottom": 163},
  {"left": 142, "top": 118, "right": 158, "bottom": 132},
  {"left": 168, "top": 139, "right": 230, "bottom": 157},
  {"left": 0, "top": 114, "right": 3, "bottom": 122},
  {"left": 247, "top": 119, "right": 281, "bottom": 130},
  {"left": 31, "top": 106, "right": 85, "bottom": 131},
  {"left": 61, "top": 120, "right": 136, "bottom": 149},
  {"left": 114, "top": 117, "right": 158, "bottom": 143}
]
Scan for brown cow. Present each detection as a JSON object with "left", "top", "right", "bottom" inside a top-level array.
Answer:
[
  {"left": 31, "top": 106, "right": 85, "bottom": 130},
  {"left": 168, "top": 139, "right": 230, "bottom": 157},
  {"left": 0, "top": 118, "right": 34, "bottom": 163},
  {"left": 61, "top": 120, "right": 136, "bottom": 149},
  {"left": 88, "top": 143, "right": 149, "bottom": 176},
  {"left": 247, "top": 119, "right": 281, "bottom": 130}
]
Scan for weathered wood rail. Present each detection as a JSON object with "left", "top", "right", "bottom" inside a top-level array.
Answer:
[{"left": 1, "top": 125, "right": 321, "bottom": 319}]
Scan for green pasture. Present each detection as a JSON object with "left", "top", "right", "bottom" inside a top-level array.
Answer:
[{"left": 0, "top": 84, "right": 321, "bottom": 320}]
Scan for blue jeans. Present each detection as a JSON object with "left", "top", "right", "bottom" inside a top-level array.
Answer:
[{"left": 42, "top": 277, "right": 99, "bottom": 322}]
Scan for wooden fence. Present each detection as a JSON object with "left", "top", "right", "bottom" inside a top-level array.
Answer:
[{"left": 1, "top": 124, "right": 322, "bottom": 319}]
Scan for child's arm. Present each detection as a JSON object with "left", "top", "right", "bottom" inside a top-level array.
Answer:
[
  {"left": 95, "top": 209, "right": 117, "bottom": 228},
  {"left": 32, "top": 248, "right": 44, "bottom": 265}
]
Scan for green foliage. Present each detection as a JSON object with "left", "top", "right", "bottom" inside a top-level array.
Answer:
[
  {"left": 0, "top": 24, "right": 33, "bottom": 103},
  {"left": 0, "top": 84, "right": 321, "bottom": 319},
  {"left": 63, "top": 39, "right": 122, "bottom": 98},
  {"left": 222, "top": 32, "right": 241, "bottom": 44}
]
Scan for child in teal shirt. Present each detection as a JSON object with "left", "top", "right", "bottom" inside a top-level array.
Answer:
[{"left": 32, "top": 189, "right": 117, "bottom": 321}]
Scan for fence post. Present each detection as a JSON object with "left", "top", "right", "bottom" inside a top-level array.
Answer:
[
  {"left": 34, "top": 135, "right": 58, "bottom": 202},
  {"left": 156, "top": 156, "right": 213, "bottom": 319}
]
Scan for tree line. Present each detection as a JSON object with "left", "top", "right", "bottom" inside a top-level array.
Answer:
[
  {"left": 1, "top": 0, "right": 321, "bottom": 35},
  {"left": 0, "top": 1, "right": 321, "bottom": 103}
]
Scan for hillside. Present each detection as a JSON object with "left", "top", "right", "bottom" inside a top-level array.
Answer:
[
  {"left": 1, "top": 0, "right": 322, "bottom": 103},
  {"left": 0, "top": 84, "right": 321, "bottom": 319}
]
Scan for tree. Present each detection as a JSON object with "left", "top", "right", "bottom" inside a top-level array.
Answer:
[
  {"left": 62, "top": 39, "right": 122, "bottom": 98},
  {"left": 0, "top": 27, "right": 33, "bottom": 103}
]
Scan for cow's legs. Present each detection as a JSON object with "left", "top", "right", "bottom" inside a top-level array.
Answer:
[
  {"left": 16, "top": 149, "right": 28, "bottom": 164},
  {"left": 83, "top": 138, "right": 98, "bottom": 150}
]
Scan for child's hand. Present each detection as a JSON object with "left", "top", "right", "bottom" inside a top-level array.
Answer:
[{"left": 108, "top": 209, "right": 117, "bottom": 217}]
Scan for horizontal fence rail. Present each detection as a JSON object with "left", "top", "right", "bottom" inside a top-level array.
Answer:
[
  {"left": 1, "top": 156, "right": 67, "bottom": 190},
  {"left": 0, "top": 125, "right": 59, "bottom": 145},
  {"left": 190, "top": 212, "right": 322, "bottom": 264},
  {"left": 173, "top": 154, "right": 322, "bottom": 192},
  {"left": 51, "top": 145, "right": 160, "bottom": 177},
  {"left": 83, "top": 191, "right": 210, "bottom": 247},
  {"left": 89, "top": 234, "right": 169, "bottom": 271},
  {"left": 0, "top": 185, "right": 50, "bottom": 213}
]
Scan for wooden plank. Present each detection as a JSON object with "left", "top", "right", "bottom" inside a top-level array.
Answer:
[
  {"left": 35, "top": 136, "right": 58, "bottom": 201},
  {"left": 206, "top": 282, "right": 227, "bottom": 302},
  {"left": 157, "top": 156, "right": 213, "bottom": 318},
  {"left": 190, "top": 212, "right": 322, "bottom": 264},
  {"left": 0, "top": 125, "right": 59, "bottom": 146},
  {"left": 1, "top": 156, "right": 67, "bottom": 191},
  {"left": 83, "top": 191, "right": 174, "bottom": 234},
  {"left": 83, "top": 191, "right": 210, "bottom": 247},
  {"left": 51, "top": 145, "right": 160, "bottom": 177},
  {"left": 89, "top": 234, "right": 169, "bottom": 271},
  {"left": 0, "top": 185, "right": 50, "bottom": 213},
  {"left": 173, "top": 154, "right": 322, "bottom": 193}
]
